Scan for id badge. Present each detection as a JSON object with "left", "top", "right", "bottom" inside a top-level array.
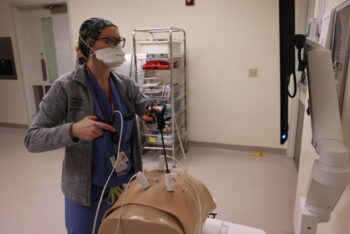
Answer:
[{"left": 110, "top": 151, "right": 129, "bottom": 174}]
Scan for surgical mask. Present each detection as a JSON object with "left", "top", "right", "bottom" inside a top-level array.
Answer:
[
  {"left": 94, "top": 46, "right": 126, "bottom": 68},
  {"left": 79, "top": 37, "right": 126, "bottom": 67}
]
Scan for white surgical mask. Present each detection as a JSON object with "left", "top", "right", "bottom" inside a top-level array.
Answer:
[
  {"left": 79, "top": 36, "right": 126, "bottom": 67},
  {"left": 94, "top": 46, "right": 126, "bottom": 68}
]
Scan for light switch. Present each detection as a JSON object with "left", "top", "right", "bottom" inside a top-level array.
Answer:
[{"left": 249, "top": 68, "right": 258, "bottom": 77}]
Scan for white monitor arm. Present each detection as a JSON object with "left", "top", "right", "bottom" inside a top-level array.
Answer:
[{"left": 296, "top": 39, "right": 350, "bottom": 234}]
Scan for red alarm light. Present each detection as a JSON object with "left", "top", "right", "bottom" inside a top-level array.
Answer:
[{"left": 186, "top": 0, "right": 194, "bottom": 6}]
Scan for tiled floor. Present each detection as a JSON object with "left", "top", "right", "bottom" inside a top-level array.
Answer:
[{"left": 0, "top": 127, "right": 297, "bottom": 234}]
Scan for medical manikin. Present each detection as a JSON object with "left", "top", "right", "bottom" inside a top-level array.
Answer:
[
  {"left": 99, "top": 170, "right": 216, "bottom": 234},
  {"left": 96, "top": 106, "right": 216, "bottom": 234}
]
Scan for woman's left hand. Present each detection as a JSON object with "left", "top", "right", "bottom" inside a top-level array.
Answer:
[
  {"left": 141, "top": 105, "right": 164, "bottom": 123},
  {"left": 146, "top": 105, "right": 163, "bottom": 115},
  {"left": 141, "top": 115, "right": 154, "bottom": 122}
]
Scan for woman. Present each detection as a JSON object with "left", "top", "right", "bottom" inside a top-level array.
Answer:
[{"left": 25, "top": 18, "right": 154, "bottom": 234}]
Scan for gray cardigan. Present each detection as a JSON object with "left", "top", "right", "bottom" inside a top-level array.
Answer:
[{"left": 24, "top": 65, "right": 152, "bottom": 207}]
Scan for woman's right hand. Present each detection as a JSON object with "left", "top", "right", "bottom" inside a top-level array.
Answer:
[{"left": 71, "top": 116, "right": 116, "bottom": 141}]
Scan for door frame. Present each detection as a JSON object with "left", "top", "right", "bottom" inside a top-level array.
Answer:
[
  {"left": 332, "top": 0, "right": 350, "bottom": 112},
  {"left": 11, "top": 0, "right": 75, "bottom": 124}
]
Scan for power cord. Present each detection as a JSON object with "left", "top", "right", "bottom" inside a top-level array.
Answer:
[
  {"left": 287, "top": 72, "right": 297, "bottom": 98},
  {"left": 288, "top": 34, "right": 308, "bottom": 99}
]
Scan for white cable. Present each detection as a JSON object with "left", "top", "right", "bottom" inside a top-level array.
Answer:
[
  {"left": 173, "top": 112, "right": 188, "bottom": 172},
  {"left": 173, "top": 173, "right": 199, "bottom": 209},
  {"left": 114, "top": 173, "right": 138, "bottom": 234},
  {"left": 164, "top": 110, "right": 202, "bottom": 232},
  {"left": 158, "top": 155, "right": 180, "bottom": 171},
  {"left": 218, "top": 220, "right": 225, "bottom": 234},
  {"left": 162, "top": 108, "right": 203, "bottom": 233},
  {"left": 173, "top": 110, "right": 204, "bottom": 233},
  {"left": 92, "top": 110, "right": 124, "bottom": 234},
  {"left": 191, "top": 183, "right": 202, "bottom": 234},
  {"left": 166, "top": 155, "right": 179, "bottom": 164},
  {"left": 174, "top": 172, "right": 202, "bottom": 234}
]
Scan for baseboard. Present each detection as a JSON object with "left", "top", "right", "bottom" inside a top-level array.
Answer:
[
  {"left": 0, "top": 122, "right": 28, "bottom": 129},
  {"left": 188, "top": 141, "right": 286, "bottom": 156}
]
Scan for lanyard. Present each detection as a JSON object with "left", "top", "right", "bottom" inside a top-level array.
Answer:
[{"left": 86, "top": 67, "right": 115, "bottom": 125}]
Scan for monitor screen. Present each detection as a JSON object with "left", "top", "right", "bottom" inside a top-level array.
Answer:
[{"left": 279, "top": 0, "right": 295, "bottom": 144}]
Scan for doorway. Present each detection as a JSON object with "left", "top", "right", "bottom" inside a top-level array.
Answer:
[{"left": 12, "top": 2, "right": 75, "bottom": 124}]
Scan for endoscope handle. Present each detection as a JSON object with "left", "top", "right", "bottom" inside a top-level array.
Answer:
[{"left": 154, "top": 106, "right": 167, "bottom": 131}]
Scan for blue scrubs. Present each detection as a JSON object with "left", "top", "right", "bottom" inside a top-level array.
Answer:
[
  {"left": 65, "top": 67, "right": 135, "bottom": 234},
  {"left": 65, "top": 185, "right": 117, "bottom": 234}
]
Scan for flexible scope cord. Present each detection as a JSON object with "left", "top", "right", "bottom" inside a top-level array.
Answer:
[{"left": 92, "top": 110, "right": 124, "bottom": 234}]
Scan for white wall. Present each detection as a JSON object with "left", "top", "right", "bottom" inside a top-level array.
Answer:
[
  {"left": 0, "top": 0, "right": 30, "bottom": 125},
  {"left": 68, "top": 0, "right": 282, "bottom": 148},
  {"left": 1, "top": 0, "right": 282, "bottom": 148},
  {"left": 0, "top": 0, "right": 75, "bottom": 126},
  {"left": 294, "top": 0, "right": 350, "bottom": 233}
]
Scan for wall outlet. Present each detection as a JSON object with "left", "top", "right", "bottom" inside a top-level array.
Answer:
[{"left": 249, "top": 68, "right": 258, "bottom": 77}]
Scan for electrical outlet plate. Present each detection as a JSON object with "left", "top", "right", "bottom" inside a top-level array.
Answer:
[{"left": 249, "top": 68, "right": 258, "bottom": 77}]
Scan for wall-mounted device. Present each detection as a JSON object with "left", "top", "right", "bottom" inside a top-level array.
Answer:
[
  {"left": 0, "top": 37, "right": 17, "bottom": 80},
  {"left": 279, "top": 0, "right": 296, "bottom": 144},
  {"left": 186, "top": 0, "right": 194, "bottom": 6}
]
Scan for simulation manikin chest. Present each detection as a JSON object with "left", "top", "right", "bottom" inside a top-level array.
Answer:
[{"left": 99, "top": 170, "right": 216, "bottom": 234}]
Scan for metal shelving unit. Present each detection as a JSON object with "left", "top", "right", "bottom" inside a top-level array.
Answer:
[{"left": 133, "top": 27, "right": 188, "bottom": 166}]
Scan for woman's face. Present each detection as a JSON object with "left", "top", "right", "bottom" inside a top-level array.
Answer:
[{"left": 92, "top": 26, "right": 121, "bottom": 52}]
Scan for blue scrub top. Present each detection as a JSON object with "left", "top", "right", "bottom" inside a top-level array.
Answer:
[{"left": 85, "top": 66, "right": 134, "bottom": 187}]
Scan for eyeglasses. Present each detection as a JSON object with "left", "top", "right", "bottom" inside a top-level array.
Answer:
[{"left": 96, "top": 37, "right": 126, "bottom": 48}]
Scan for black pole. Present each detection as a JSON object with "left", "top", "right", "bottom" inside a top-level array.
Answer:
[
  {"left": 159, "top": 129, "right": 170, "bottom": 173},
  {"left": 154, "top": 106, "right": 170, "bottom": 173}
]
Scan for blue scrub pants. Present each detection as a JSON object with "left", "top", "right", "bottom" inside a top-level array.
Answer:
[{"left": 65, "top": 185, "right": 122, "bottom": 234}]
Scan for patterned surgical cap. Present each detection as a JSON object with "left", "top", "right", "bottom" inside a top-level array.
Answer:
[{"left": 75, "top": 17, "right": 117, "bottom": 65}]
